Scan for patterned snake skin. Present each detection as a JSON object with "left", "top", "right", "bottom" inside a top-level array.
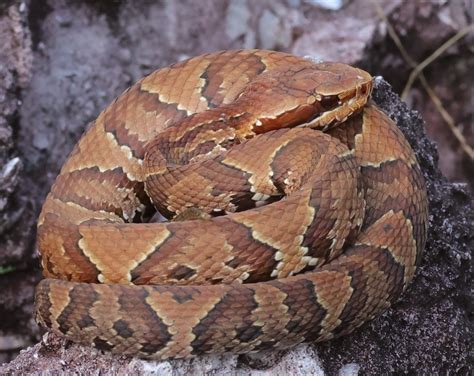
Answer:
[{"left": 35, "top": 50, "right": 428, "bottom": 360}]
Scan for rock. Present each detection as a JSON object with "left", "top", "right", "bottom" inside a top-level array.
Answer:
[
  {"left": 291, "top": 0, "right": 403, "bottom": 64},
  {"left": 0, "top": 2, "right": 31, "bottom": 245},
  {"left": 305, "top": 0, "right": 348, "bottom": 11},
  {"left": 258, "top": 9, "right": 290, "bottom": 50},
  {"left": 225, "top": 0, "right": 250, "bottom": 41},
  {"left": 0, "top": 333, "right": 326, "bottom": 375},
  {"left": 0, "top": 2, "right": 37, "bottom": 365}
]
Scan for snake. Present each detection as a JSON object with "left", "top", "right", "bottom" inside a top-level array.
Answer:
[{"left": 34, "top": 49, "right": 428, "bottom": 360}]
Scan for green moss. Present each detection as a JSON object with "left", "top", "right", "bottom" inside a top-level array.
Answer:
[{"left": 0, "top": 265, "right": 15, "bottom": 275}]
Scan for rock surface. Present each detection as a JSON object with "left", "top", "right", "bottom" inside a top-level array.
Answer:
[
  {"left": 0, "top": 0, "right": 472, "bottom": 374},
  {"left": 0, "top": 0, "right": 39, "bottom": 364}
]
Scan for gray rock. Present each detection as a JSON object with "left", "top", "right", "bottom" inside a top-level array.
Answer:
[
  {"left": 226, "top": 0, "right": 250, "bottom": 41},
  {"left": 258, "top": 10, "right": 280, "bottom": 49}
]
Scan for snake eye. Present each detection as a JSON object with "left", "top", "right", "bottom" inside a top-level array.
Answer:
[{"left": 319, "top": 96, "right": 340, "bottom": 112}]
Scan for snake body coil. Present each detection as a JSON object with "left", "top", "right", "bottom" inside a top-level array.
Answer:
[{"left": 35, "top": 50, "right": 428, "bottom": 360}]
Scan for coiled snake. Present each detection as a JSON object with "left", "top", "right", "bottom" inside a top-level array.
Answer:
[{"left": 35, "top": 50, "right": 428, "bottom": 360}]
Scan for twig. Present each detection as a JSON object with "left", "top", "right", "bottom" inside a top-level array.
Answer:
[
  {"left": 418, "top": 75, "right": 474, "bottom": 160},
  {"left": 371, "top": 0, "right": 474, "bottom": 161},
  {"left": 370, "top": 0, "right": 417, "bottom": 68},
  {"left": 402, "top": 24, "right": 474, "bottom": 99}
]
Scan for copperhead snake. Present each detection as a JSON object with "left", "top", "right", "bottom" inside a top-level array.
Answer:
[{"left": 35, "top": 50, "right": 428, "bottom": 360}]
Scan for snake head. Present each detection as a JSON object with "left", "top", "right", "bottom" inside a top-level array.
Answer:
[
  {"left": 241, "top": 61, "right": 373, "bottom": 134},
  {"left": 291, "top": 61, "right": 374, "bottom": 131}
]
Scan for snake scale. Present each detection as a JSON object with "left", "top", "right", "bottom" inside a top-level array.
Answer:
[{"left": 35, "top": 50, "right": 428, "bottom": 360}]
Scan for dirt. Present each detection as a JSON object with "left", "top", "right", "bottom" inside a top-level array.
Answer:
[{"left": 0, "top": 0, "right": 472, "bottom": 374}]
